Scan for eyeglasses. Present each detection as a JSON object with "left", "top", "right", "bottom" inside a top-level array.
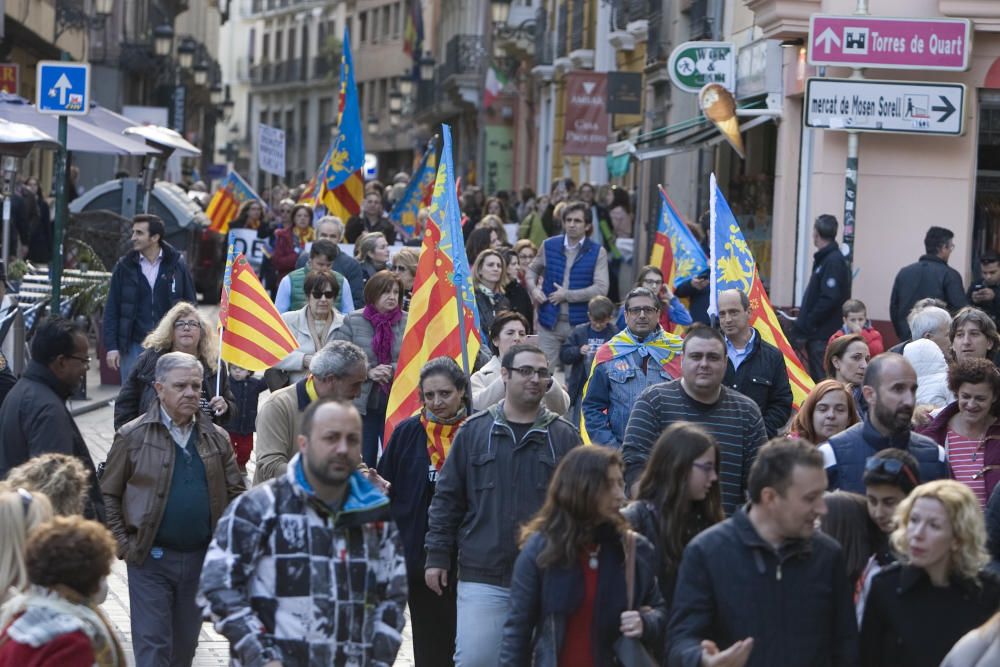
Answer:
[
  {"left": 691, "top": 461, "right": 715, "bottom": 474},
  {"left": 173, "top": 320, "right": 202, "bottom": 330},
  {"left": 311, "top": 290, "right": 337, "bottom": 300},
  {"left": 626, "top": 306, "right": 659, "bottom": 316},
  {"left": 67, "top": 354, "right": 91, "bottom": 364},
  {"left": 864, "top": 457, "right": 918, "bottom": 487},
  {"left": 392, "top": 265, "right": 411, "bottom": 274},
  {"left": 641, "top": 279, "right": 663, "bottom": 287},
  {"left": 507, "top": 365, "right": 552, "bottom": 379},
  {"left": 16, "top": 488, "right": 32, "bottom": 517}
]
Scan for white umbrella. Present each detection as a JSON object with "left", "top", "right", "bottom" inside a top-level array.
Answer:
[
  {"left": 123, "top": 124, "right": 201, "bottom": 158},
  {"left": 0, "top": 118, "right": 59, "bottom": 155},
  {"left": 78, "top": 102, "right": 140, "bottom": 136}
]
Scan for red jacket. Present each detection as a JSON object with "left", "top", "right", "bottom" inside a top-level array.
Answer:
[
  {"left": 0, "top": 628, "right": 94, "bottom": 667},
  {"left": 917, "top": 401, "right": 1000, "bottom": 500},
  {"left": 270, "top": 227, "right": 301, "bottom": 280},
  {"left": 828, "top": 325, "right": 885, "bottom": 356}
]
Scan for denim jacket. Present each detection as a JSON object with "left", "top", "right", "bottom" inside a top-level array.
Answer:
[{"left": 583, "top": 346, "right": 675, "bottom": 448}]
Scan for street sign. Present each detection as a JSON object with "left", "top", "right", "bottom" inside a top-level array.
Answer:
[
  {"left": 805, "top": 78, "right": 966, "bottom": 136},
  {"left": 35, "top": 61, "right": 90, "bottom": 115},
  {"left": 668, "top": 41, "right": 735, "bottom": 94},
  {"left": 808, "top": 15, "right": 971, "bottom": 71}
]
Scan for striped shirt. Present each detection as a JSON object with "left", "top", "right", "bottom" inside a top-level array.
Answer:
[
  {"left": 946, "top": 428, "right": 987, "bottom": 507},
  {"left": 621, "top": 379, "right": 767, "bottom": 514}
]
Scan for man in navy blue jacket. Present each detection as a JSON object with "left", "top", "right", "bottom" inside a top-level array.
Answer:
[{"left": 102, "top": 215, "right": 196, "bottom": 382}]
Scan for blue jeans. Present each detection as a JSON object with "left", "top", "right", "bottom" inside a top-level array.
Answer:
[
  {"left": 454, "top": 581, "right": 510, "bottom": 667},
  {"left": 119, "top": 341, "right": 145, "bottom": 384}
]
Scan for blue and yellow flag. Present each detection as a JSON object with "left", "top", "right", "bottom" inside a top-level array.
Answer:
[
  {"left": 318, "top": 27, "right": 365, "bottom": 221},
  {"left": 651, "top": 185, "right": 709, "bottom": 288},
  {"left": 708, "top": 173, "right": 813, "bottom": 408},
  {"left": 389, "top": 136, "right": 438, "bottom": 238}
]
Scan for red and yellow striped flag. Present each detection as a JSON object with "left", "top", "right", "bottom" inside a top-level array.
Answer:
[
  {"left": 206, "top": 171, "right": 258, "bottom": 234},
  {"left": 219, "top": 253, "right": 298, "bottom": 372}
]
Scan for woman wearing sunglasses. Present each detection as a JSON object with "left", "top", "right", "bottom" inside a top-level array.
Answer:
[
  {"left": 114, "top": 302, "right": 236, "bottom": 429},
  {"left": 273, "top": 270, "right": 346, "bottom": 384},
  {"left": 918, "top": 357, "right": 1000, "bottom": 508}
]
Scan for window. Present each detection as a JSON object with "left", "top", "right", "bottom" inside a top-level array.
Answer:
[
  {"left": 360, "top": 11, "right": 367, "bottom": 42},
  {"left": 371, "top": 8, "right": 379, "bottom": 44},
  {"left": 382, "top": 5, "right": 390, "bottom": 37},
  {"left": 393, "top": 1, "right": 402, "bottom": 37},
  {"left": 249, "top": 27, "right": 256, "bottom": 63},
  {"left": 288, "top": 26, "right": 296, "bottom": 61},
  {"left": 275, "top": 31, "right": 283, "bottom": 62},
  {"left": 300, "top": 101, "right": 309, "bottom": 145},
  {"left": 262, "top": 32, "right": 270, "bottom": 61}
]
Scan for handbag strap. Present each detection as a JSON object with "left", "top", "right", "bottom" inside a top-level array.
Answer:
[{"left": 623, "top": 529, "right": 636, "bottom": 610}]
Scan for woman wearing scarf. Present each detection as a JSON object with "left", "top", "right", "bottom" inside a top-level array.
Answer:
[
  {"left": 333, "top": 270, "right": 406, "bottom": 466},
  {"left": 271, "top": 204, "right": 316, "bottom": 284},
  {"left": 472, "top": 248, "right": 511, "bottom": 344},
  {"left": 0, "top": 515, "right": 126, "bottom": 667},
  {"left": 377, "top": 357, "right": 468, "bottom": 667},
  {"left": 500, "top": 446, "right": 667, "bottom": 666}
]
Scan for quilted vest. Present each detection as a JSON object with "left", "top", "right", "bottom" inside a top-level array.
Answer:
[
  {"left": 538, "top": 236, "right": 599, "bottom": 328},
  {"left": 288, "top": 268, "right": 349, "bottom": 312}
]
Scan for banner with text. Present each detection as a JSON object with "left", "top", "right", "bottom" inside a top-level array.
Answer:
[
  {"left": 227, "top": 228, "right": 268, "bottom": 268},
  {"left": 563, "top": 71, "right": 609, "bottom": 157},
  {"left": 258, "top": 124, "right": 286, "bottom": 177}
]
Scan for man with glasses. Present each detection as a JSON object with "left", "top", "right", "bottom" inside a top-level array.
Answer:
[
  {"left": 526, "top": 200, "right": 609, "bottom": 371},
  {"left": 583, "top": 287, "right": 683, "bottom": 448},
  {"left": 0, "top": 317, "right": 105, "bottom": 522},
  {"left": 622, "top": 325, "right": 766, "bottom": 514},
  {"left": 890, "top": 225, "right": 968, "bottom": 341},
  {"left": 103, "top": 214, "right": 197, "bottom": 383},
  {"left": 274, "top": 239, "right": 354, "bottom": 314},
  {"left": 425, "top": 343, "right": 580, "bottom": 666},
  {"left": 294, "top": 216, "right": 366, "bottom": 304}
]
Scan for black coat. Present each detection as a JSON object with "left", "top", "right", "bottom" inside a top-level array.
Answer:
[
  {"left": 113, "top": 347, "right": 237, "bottom": 430},
  {"left": 0, "top": 361, "right": 105, "bottom": 522},
  {"left": 667, "top": 508, "right": 859, "bottom": 667},
  {"left": 989, "top": 483, "right": 1000, "bottom": 576},
  {"left": 795, "top": 243, "right": 851, "bottom": 341},
  {"left": 504, "top": 281, "right": 534, "bottom": 334},
  {"left": 722, "top": 335, "right": 794, "bottom": 438},
  {"left": 225, "top": 375, "right": 269, "bottom": 435},
  {"left": 860, "top": 564, "right": 1000, "bottom": 667},
  {"left": 890, "top": 254, "right": 967, "bottom": 339},
  {"left": 559, "top": 321, "right": 619, "bottom": 403},
  {"left": 0, "top": 353, "right": 15, "bottom": 410}
]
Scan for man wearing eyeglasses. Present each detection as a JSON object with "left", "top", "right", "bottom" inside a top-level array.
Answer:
[
  {"left": 103, "top": 214, "right": 197, "bottom": 383},
  {"left": 425, "top": 343, "right": 580, "bottom": 667},
  {"left": 583, "top": 287, "right": 683, "bottom": 448},
  {"left": 0, "top": 317, "right": 105, "bottom": 522},
  {"left": 526, "top": 200, "right": 609, "bottom": 371}
]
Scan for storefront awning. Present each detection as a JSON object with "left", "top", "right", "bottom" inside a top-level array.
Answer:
[{"left": 633, "top": 114, "right": 777, "bottom": 162}]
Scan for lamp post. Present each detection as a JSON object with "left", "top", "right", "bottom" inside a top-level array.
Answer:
[
  {"left": 153, "top": 24, "right": 174, "bottom": 57},
  {"left": 419, "top": 52, "right": 435, "bottom": 82}
]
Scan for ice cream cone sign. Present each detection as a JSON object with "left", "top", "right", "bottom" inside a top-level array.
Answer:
[{"left": 699, "top": 83, "right": 744, "bottom": 159}]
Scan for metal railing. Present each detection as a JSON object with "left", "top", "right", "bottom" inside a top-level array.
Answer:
[{"left": 439, "top": 35, "right": 483, "bottom": 82}]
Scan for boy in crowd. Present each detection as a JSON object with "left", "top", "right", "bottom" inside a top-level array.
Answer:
[
  {"left": 560, "top": 295, "right": 618, "bottom": 424},
  {"left": 829, "top": 299, "right": 884, "bottom": 356},
  {"left": 225, "top": 364, "right": 269, "bottom": 475}
]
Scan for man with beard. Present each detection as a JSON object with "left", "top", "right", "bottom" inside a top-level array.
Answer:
[
  {"left": 819, "top": 353, "right": 948, "bottom": 493},
  {"left": 199, "top": 400, "right": 408, "bottom": 666}
]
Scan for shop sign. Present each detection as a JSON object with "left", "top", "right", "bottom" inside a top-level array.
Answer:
[
  {"left": 0, "top": 63, "right": 18, "bottom": 95},
  {"left": 805, "top": 78, "right": 966, "bottom": 136},
  {"left": 668, "top": 41, "right": 735, "bottom": 94},
  {"left": 563, "top": 71, "right": 608, "bottom": 157},
  {"left": 808, "top": 15, "right": 971, "bottom": 71},
  {"left": 607, "top": 71, "right": 642, "bottom": 115},
  {"left": 484, "top": 124, "right": 514, "bottom": 195}
]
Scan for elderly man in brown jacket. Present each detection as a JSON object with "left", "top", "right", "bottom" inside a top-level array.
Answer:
[{"left": 101, "top": 351, "right": 245, "bottom": 667}]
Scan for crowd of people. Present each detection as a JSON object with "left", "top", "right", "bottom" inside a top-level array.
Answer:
[{"left": 0, "top": 174, "right": 999, "bottom": 667}]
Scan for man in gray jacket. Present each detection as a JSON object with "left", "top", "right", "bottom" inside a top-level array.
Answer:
[{"left": 424, "top": 343, "right": 580, "bottom": 667}]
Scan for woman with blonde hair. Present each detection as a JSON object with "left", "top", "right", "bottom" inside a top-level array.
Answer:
[
  {"left": 3, "top": 453, "right": 89, "bottom": 516},
  {"left": 860, "top": 479, "right": 1000, "bottom": 667},
  {"left": 472, "top": 249, "right": 511, "bottom": 343},
  {"left": 355, "top": 231, "right": 390, "bottom": 283},
  {"left": 0, "top": 487, "right": 53, "bottom": 603},
  {"left": 113, "top": 301, "right": 235, "bottom": 429},
  {"left": 391, "top": 247, "right": 419, "bottom": 311}
]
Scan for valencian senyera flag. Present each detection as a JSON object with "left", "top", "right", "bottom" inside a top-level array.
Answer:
[
  {"left": 389, "top": 136, "right": 438, "bottom": 238},
  {"left": 384, "top": 124, "right": 482, "bottom": 443},
  {"left": 652, "top": 185, "right": 709, "bottom": 288},
  {"left": 708, "top": 173, "right": 814, "bottom": 408},
  {"left": 316, "top": 26, "right": 365, "bottom": 221},
  {"left": 218, "top": 245, "right": 298, "bottom": 372},
  {"left": 206, "top": 171, "right": 258, "bottom": 234}
]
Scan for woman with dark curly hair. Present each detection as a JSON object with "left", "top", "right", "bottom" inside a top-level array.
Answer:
[
  {"left": 0, "top": 515, "right": 125, "bottom": 666},
  {"left": 918, "top": 357, "right": 1000, "bottom": 507}
]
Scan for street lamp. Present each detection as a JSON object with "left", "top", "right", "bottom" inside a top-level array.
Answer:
[
  {"left": 193, "top": 61, "right": 209, "bottom": 86},
  {"left": 221, "top": 90, "right": 235, "bottom": 120},
  {"left": 399, "top": 75, "right": 413, "bottom": 97},
  {"left": 210, "top": 83, "right": 224, "bottom": 106},
  {"left": 153, "top": 24, "right": 174, "bottom": 57},
  {"left": 419, "top": 52, "right": 435, "bottom": 82},
  {"left": 491, "top": 0, "right": 512, "bottom": 26},
  {"left": 367, "top": 116, "right": 379, "bottom": 135},
  {"left": 177, "top": 37, "right": 196, "bottom": 69},
  {"left": 389, "top": 89, "right": 403, "bottom": 113}
]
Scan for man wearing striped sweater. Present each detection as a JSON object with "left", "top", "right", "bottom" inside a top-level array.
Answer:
[{"left": 621, "top": 325, "right": 767, "bottom": 514}]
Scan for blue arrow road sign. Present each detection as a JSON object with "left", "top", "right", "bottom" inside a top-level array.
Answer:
[{"left": 36, "top": 61, "right": 90, "bottom": 115}]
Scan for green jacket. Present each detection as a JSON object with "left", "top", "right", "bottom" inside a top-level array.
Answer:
[{"left": 288, "top": 266, "right": 350, "bottom": 312}]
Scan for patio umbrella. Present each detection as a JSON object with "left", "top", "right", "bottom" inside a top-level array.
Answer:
[
  {"left": 123, "top": 124, "right": 201, "bottom": 158},
  {"left": 0, "top": 118, "right": 59, "bottom": 155},
  {"left": 78, "top": 102, "right": 140, "bottom": 136}
]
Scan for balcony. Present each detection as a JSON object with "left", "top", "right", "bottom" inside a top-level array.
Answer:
[
  {"left": 439, "top": 34, "right": 483, "bottom": 89},
  {"left": 742, "top": 0, "right": 820, "bottom": 40},
  {"left": 313, "top": 55, "right": 334, "bottom": 80}
]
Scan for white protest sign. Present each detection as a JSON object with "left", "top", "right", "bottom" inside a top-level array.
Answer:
[
  {"left": 258, "top": 124, "right": 286, "bottom": 177},
  {"left": 228, "top": 229, "right": 269, "bottom": 269}
]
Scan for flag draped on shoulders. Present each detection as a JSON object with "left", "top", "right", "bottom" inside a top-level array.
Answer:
[
  {"left": 317, "top": 27, "right": 365, "bottom": 221},
  {"left": 389, "top": 136, "right": 438, "bottom": 238},
  {"left": 218, "top": 247, "right": 298, "bottom": 372},
  {"left": 384, "top": 125, "right": 481, "bottom": 443},
  {"left": 206, "top": 171, "right": 258, "bottom": 234},
  {"left": 651, "top": 185, "right": 709, "bottom": 288},
  {"left": 579, "top": 327, "right": 684, "bottom": 444},
  {"left": 708, "top": 173, "right": 814, "bottom": 408}
]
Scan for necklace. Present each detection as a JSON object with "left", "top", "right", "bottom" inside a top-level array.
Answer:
[{"left": 588, "top": 545, "right": 600, "bottom": 570}]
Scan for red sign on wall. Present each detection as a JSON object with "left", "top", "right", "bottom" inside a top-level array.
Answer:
[
  {"left": 0, "top": 63, "right": 19, "bottom": 95},
  {"left": 563, "top": 71, "right": 609, "bottom": 157}
]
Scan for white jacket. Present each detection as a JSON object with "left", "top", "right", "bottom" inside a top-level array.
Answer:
[
  {"left": 470, "top": 355, "right": 570, "bottom": 415},
  {"left": 903, "top": 338, "right": 952, "bottom": 407},
  {"left": 274, "top": 307, "right": 345, "bottom": 383}
]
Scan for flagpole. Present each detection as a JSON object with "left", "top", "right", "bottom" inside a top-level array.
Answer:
[
  {"left": 216, "top": 329, "right": 223, "bottom": 397},
  {"left": 455, "top": 283, "right": 471, "bottom": 377}
]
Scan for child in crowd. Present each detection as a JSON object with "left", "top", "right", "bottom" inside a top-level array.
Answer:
[
  {"left": 560, "top": 296, "right": 619, "bottom": 424},
  {"left": 225, "top": 364, "right": 269, "bottom": 474},
  {"left": 829, "top": 298, "right": 885, "bottom": 356}
]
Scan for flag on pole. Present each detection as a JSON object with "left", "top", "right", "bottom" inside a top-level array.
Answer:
[
  {"left": 484, "top": 65, "right": 506, "bottom": 109},
  {"left": 218, "top": 252, "right": 298, "bottom": 372},
  {"left": 651, "top": 185, "right": 709, "bottom": 288},
  {"left": 402, "top": 0, "right": 424, "bottom": 57},
  {"left": 206, "top": 171, "right": 259, "bottom": 234},
  {"left": 388, "top": 136, "right": 438, "bottom": 238},
  {"left": 317, "top": 27, "right": 365, "bottom": 221},
  {"left": 384, "top": 125, "right": 481, "bottom": 442},
  {"left": 708, "top": 173, "right": 814, "bottom": 408}
]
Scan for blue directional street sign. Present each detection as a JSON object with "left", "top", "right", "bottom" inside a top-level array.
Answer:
[{"left": 36, "top": 61, "right": 91, "bottom": 115}]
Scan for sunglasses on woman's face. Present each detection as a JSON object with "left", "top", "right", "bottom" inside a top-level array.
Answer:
[{"left": 311, "top": 290, "right": 336, "bottom": 300}]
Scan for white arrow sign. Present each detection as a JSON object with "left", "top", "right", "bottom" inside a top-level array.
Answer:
[
  {"left": 51, "top": 73, "right": 72, "bottom": 106},
  {"left": 814, "top": 27, "right": 841, "bottom": 54}
]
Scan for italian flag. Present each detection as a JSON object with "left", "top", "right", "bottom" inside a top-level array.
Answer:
[{"left": 484, "top": 65, "right": 506, "bottom": 109}]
